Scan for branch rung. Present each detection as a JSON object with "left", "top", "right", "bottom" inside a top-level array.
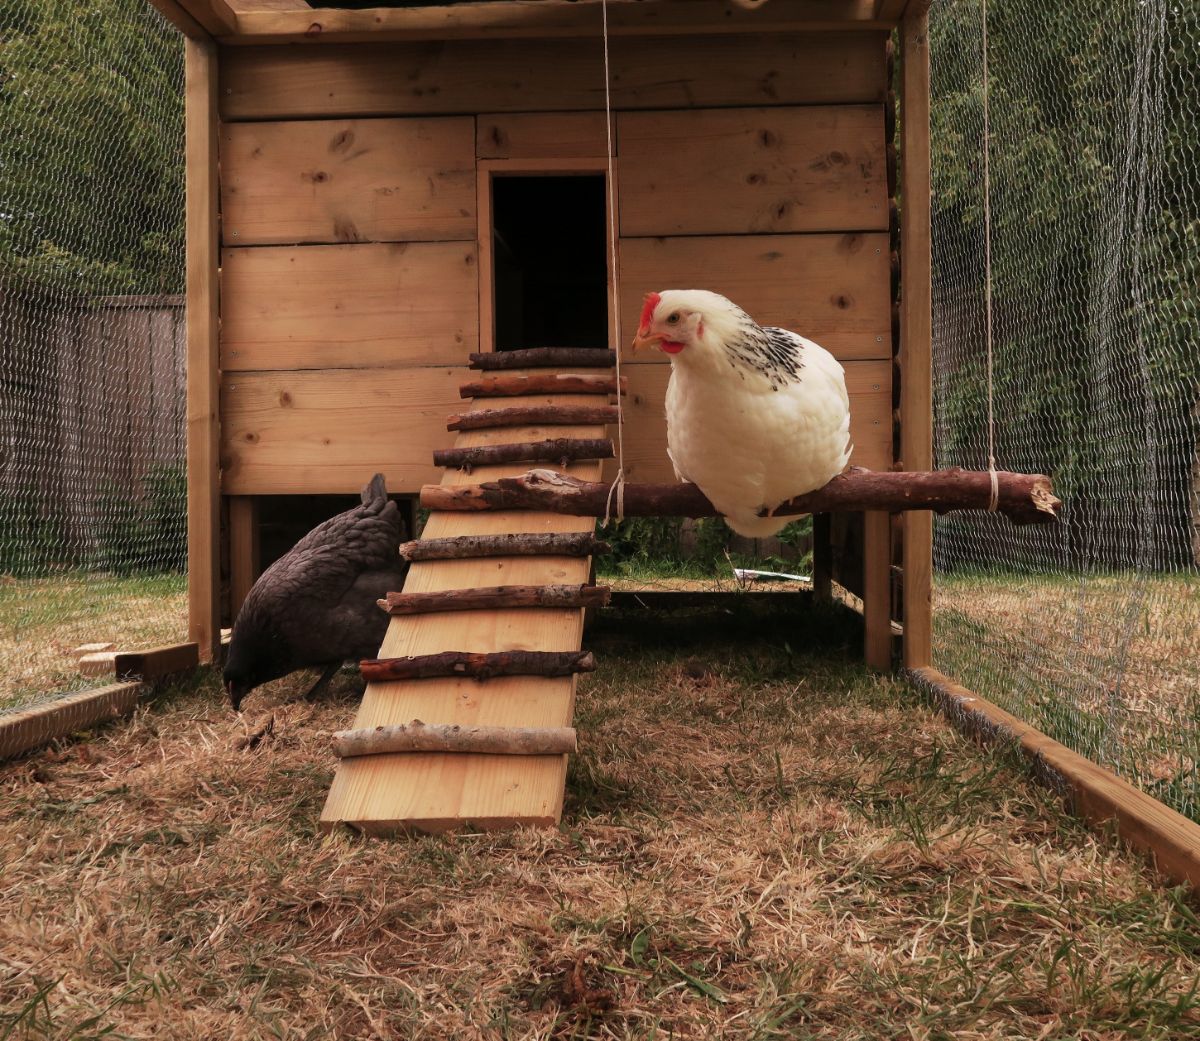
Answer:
[
  {"left": 433, "top": 438, "right": 613, "bottom": 470},
  {"left": 398, "top": 531, "right": 611, "bottom": 562},
  {"left": 447, "top": 405, "right": 618, "bottom": 432},
  {"left": 378, "top": 583, "right": 611, "bottom": 616},
  {"left": 332, "top": 720, "right": 578, "bottom": 758},
  {"left": 460, "top": 374, "right": 626, "bottom": 398},
  {"left": 468, "top": 348, "right": 615, "bottom": 371},
  {"left": 361, "top": 650, "right": 596, "bottom": 683}
]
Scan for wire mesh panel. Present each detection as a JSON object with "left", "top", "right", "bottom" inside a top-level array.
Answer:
[
  {"left": 929, "top": 1, "right": 1200, "bottom": 816},
  {"left": 0, "top": 0, "right": 185, "bottom": 710}
]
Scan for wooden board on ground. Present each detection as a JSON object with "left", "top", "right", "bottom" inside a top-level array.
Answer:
[
  {"left": 220, "top": 34, "right": 886, "bottom": 121},
  {"left": 220, "top": 367, "right": 464, "bottom": 494},
  {"left": 220, "top": 117, "right": 476, "bottom": 245},
  {"left": 612, "top": 359, "right": 892, "bottom": 482},
  {"left": 321, "top": 387, "right": 611, "bottom": 832},
  {"left": 619, "top": 233, "right": 891, "bottom": 361},
  {"left": 222, "top": 242, "right": 478, "bottom": 370},
  {"left": 618, "top": 106, "right": 888, "bottom": 236}
]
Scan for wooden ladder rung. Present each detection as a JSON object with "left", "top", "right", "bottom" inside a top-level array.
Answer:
[
  {"left": 460, "top": 374, "right": 626, "bottom": 398},
  {"left": 398, "top": 531, "right": 610, "bottom": 562},
  {"left": 360, "top": 649, "right": 596, "bottom": 683},
  {"left": 378, "top": 583, "right": 611, "bottom": 616},
  {"left": 333, "top": 721, "right": 578, "bottom": 758},
  {"left": 468, "top": 348, "right": 615, "bottom": 370},
  {"left": 434, "top": 437, "right": 613, "bottom": 470},
  {"left": 447, "top": 405, "right": 618, "bottom": 432}
]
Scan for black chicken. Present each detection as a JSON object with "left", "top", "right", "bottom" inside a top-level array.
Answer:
[{"left": 224, "top": 474, "right": 407, "bottom": 711}]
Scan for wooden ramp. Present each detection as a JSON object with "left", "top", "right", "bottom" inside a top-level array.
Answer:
[{"left": 320, "top": 349, "right": 616, "bottom": 834}]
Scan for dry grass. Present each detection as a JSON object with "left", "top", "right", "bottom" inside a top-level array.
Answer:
[
  {"left": 935, "top": 571, "right": 1200, "bottom": 812},
  {"left": 3, "top": 601, "right": 1200, "bottom": 1040},
  {"left": 0, "top": 572, "right": 187, "bottom": 710}
]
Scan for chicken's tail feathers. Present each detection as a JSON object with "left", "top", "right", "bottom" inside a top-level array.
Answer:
[{"left": 361, "top": 473, "right": 388, "bottom": 509}]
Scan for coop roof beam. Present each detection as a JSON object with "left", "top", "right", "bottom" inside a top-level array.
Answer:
[{"left": 224, "top": 0, "right": 894, "bottom": 46}]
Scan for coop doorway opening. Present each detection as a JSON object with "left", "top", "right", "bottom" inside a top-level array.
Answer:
[{"left": 492, "top": 175, "right": 609, "bottom": 351}]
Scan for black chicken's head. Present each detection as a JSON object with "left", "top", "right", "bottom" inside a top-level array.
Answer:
[{"left": 223, "top": 622, "right": 291, "bottom": 712}]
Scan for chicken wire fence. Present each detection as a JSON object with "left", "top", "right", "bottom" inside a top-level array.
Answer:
[
  {"left": 0, "top": 0, "right": 186, "bottom": 711},
  {"left": 927, "top": 1, "right": 1200, "bottom": 817}
]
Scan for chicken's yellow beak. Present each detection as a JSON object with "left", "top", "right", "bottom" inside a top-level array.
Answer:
[{"left": 631, "top": 330, "right": 665, "bottom": 354}]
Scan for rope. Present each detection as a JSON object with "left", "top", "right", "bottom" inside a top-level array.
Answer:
[
  {"left": 600, "top": 0, "right": 627, "bottom": 526},
  {"left": 981, "top": 0, "right": 999, "bottom": 512}
]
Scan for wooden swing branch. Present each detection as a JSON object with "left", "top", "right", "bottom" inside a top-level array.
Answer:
[
  {"left": 468, "top": 348, "right": 616, "bottom": 371},
  {"left": 447, "top": 405, "right": 619, "bottom": 432},
  {"left": 378, "top": 583, "right": 611, "bottom": 616},
  {"left": 421, "top": 466, "right": 1062, "bottom": 526}
]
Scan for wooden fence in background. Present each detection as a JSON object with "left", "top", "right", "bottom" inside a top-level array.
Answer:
[{"left": 0, "top": 285, "right": 186, "bottom": 558}]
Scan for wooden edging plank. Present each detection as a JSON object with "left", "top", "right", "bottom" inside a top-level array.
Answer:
[
  {"left": 0, "top": 682, "right": 143, "bottom": 761},
  {"left": 114, "top": 642, "right": 201, "bottom": 683},
  {"left": 908, "top": 666, "right": 1200, "bottom": 890}
]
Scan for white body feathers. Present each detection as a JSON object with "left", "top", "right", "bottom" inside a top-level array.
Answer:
[{"left": 648, "top": 291, "right": 852, "bottom": 538}]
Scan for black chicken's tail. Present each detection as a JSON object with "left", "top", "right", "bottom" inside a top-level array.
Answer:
[{"left": 361, "top": 473, "right": 388, "bottom": 510}]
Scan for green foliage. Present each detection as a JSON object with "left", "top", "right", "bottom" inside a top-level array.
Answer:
[
  {"left": 0, "top": 490, "right": 68, "bottom": 575},
  {"left": 91, "top": 464, "right": 187, "bottom": 575},
  {"left": 0, "top": 0, "right": 184, "bottom": 297}
]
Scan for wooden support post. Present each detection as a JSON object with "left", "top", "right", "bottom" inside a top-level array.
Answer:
[
  {"left": 228, "top": 496, "right": 260, "bottom": 618},
  {"left": 379, "top": 584, "right": 611, "bottom": 616},
  {"left": 399, "top": 531, "right": 611, "bottom": 562},
  {"left": 900, "top": 4, "right": 933, "bottom": 669},
  {"left": 333, "top": 721, "right": 578, "bottom": 759},
  {"left": 812, "top": 513, "right": 832, "bottom": 602},
  {"left": 360, "top": 650, "right": 596, "bottom": 683},
  {"left": 434, "top": 438, "right": 613, "bottom": 470},
  {"left": 468, "top": 348, "right": 615, "bottom": 371},
  {"left": 863, "top": 511, "right": 892, "bottom": 670},
  {"left": 460, "top": 374, "right": 626, "bottom": 398},
  {"left": 422, "top": 468, "right": 1061, "bottom": 526},
  {"left": 185, "top": 38, "right": 221, "bottom": 665},
  {"left": 447, "top": 405, "right": 619, "bottom": 432}
]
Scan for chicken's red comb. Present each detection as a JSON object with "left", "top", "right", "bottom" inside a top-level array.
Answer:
[{"left": 638, "top": 292, "right": 661, "bottom": 334}]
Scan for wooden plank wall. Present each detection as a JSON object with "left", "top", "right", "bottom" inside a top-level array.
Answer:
[{"left": 217, "top": 31, "right": 892, "bottom": 499}]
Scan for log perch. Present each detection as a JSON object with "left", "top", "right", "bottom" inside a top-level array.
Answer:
[
  {"left": 332, "top": 720, "right": 578, "bottom": 758},
  {"left": 378, "top": 583, "right": 611, "bottom": 616},
  {"left": 420, "top": 466, "right": 1062, "bottom": 526},
  {"left": 447, "top": 405, "right": 619, "bottom": 432},
  {"left": 460, "top": 374, "right": 626, "bottom": 398},
  {"left": 398, "top": 531, "right": 611, "bottom": 561},
  {"left": 360, "top": 650, "right": 596, "bottom": 683},
  {"left": 433, "top": 438, "right": 613, "bottom": 470},
  {"left": 468, "top": 348, "right": 615, "bottom": 370}
]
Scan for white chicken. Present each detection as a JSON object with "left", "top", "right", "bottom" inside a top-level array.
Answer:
[{"left": 631, "top": 289, "right": 852, "bottom": 538}]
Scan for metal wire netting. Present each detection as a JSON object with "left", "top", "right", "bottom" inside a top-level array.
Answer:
[
  {"left": 929, "top": 1, "right": 1200, "bottom": 816},
  {"left": 0, "top": 0, "right": 185, "bottom": 709}
]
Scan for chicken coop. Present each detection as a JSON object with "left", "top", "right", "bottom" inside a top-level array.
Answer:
[{"left": 153, "top": 0, "right": 937, "bottom": 833}]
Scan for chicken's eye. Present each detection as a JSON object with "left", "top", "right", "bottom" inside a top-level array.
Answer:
[{"left": 666, "top": 312, "right": 681, "bottom": 325}]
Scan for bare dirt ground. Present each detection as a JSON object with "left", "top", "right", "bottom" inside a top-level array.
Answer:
[{"left": 3, "top": 601, "right": 1200, "bottom": 1040}]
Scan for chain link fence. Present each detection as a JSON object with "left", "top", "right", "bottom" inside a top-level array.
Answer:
[
  {"left": 929, "top": 1, "right": 1200, "bottom": 817},
  {"left": 1, "top": 0, "right": 186, "bottom": 710}
]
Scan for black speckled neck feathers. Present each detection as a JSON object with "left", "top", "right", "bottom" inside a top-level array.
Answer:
[{"left": 721, "top": 307, "right": 806, "bottom": 391}]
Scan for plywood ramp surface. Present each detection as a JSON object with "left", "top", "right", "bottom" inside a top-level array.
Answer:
[{"left": 321, "top": 385, "right": 609, "bottom": 834}]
